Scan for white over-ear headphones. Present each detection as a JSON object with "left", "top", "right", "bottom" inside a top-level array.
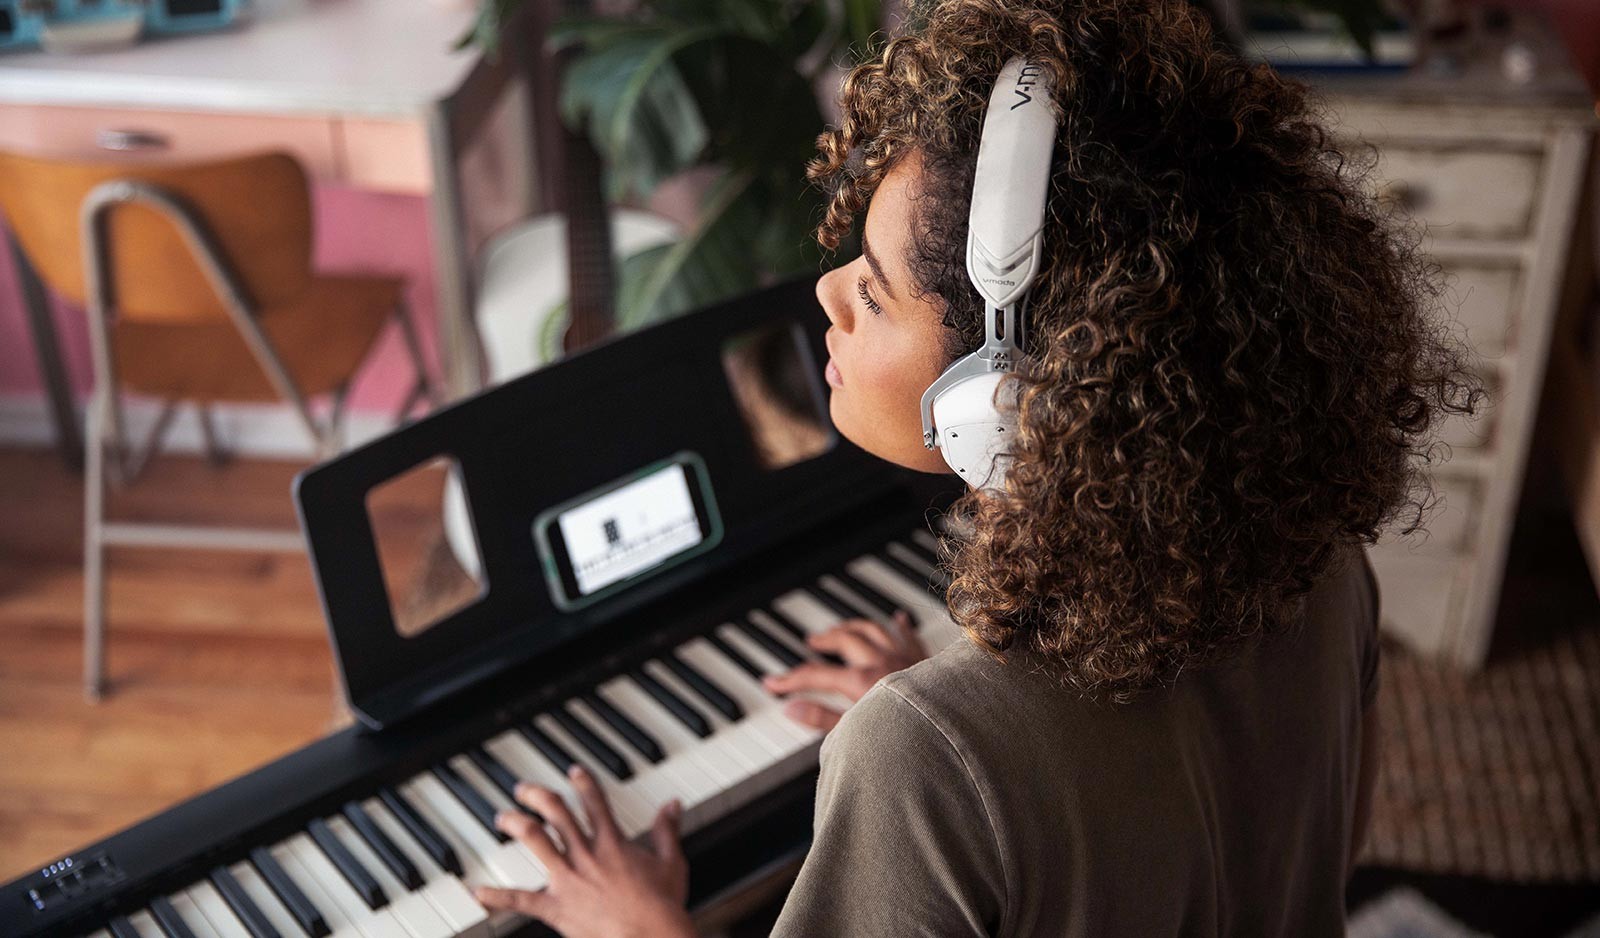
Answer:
[{"left": 920, "top": 56, "right": 1058, "bottom": 490}]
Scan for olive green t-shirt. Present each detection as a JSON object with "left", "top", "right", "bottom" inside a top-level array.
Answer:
[{"left": 771, "top": 544, "right": 1380, "bottom": 937}]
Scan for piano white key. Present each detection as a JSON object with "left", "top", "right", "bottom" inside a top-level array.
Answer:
[
  {"left": 166, "top": 890, "right": 225, "bottom": 938},
  {"left": 447, "top": 755, "right": 557, "bottom": 884},
  {"left": 600, "top": 678, "right": 738, "bottom": 792},
  {"left": 771, "top": 590, "right": 846, "bottom": 635},
  {"left": 641, "top": 661, "right": 772, "bottom": 772},
  {"left": 361, "top": 797, "right": 492, "bottom": 938},
  {"left": 818, "top": 573, "right": 896, "bottom": 628},
  {"left": 676, "top": 639, "right": 817, "bottom": 753},
  {"left": 123, "top": 910, "right": 166, "bottom": 938},
  {"left": 563, "top": 698, "right": 684, "bottom": 815},
  {"left": 746, "top": 610, "right": 819, "bottom": 661},
  {"left": 323, "top": 815, "right": 456, "bottom": 938},
  {"left": 909, "top": 528, "right": 943, "bottom": 555},
  {"left": 268, "top": 839, "right": 366, "bottom": 938},
  {"left": 281, "top": 833, "right": 409, "bottom": 938},
  {"left": 184, "top": 881, "right": 256, "bottom": 938},
  {"left": 530, "top": 715, "right": 653, "bottom": 837},
  {"left": 715, "top": 624, "right": 790, "bottom": 675},
  {"left": 224, "top": 862, "right": 305, "bottom": 938},
  {"left": 849, "top": 554, "right": 965, "bottom": 649},
  {"left": 404, "top": 774, "right": 545, "bottom": 891}
]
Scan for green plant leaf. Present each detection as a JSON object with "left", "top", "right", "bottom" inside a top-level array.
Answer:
[{"left": 618, "top": 170, "right": 763, "bottom": 327}]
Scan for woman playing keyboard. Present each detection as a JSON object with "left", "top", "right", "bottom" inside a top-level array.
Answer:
[{"left": 474, "top": 0, "right": 1480, "bottom": 934}]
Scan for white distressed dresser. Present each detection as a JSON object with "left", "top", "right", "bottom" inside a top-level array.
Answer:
[{"left": 1319, "top": 71, "right": 1597, "bottom": 667}]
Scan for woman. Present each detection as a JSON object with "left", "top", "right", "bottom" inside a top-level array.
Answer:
[{"left": 475, "top": 0, "right": 1479, "bottom": 934}]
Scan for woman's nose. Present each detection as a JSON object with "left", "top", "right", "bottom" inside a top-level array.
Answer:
[{"left": 817, "top": 265, "right": 855, "bottom": 333}]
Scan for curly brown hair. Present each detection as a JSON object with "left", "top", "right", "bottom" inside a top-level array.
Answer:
[{"left": 806, "top": 0, "right": 1483, "bottom": 699}]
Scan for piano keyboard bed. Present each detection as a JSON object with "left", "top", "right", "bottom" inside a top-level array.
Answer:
[{"left": 44, "top": 527, "right": 959, "bottom": 938}]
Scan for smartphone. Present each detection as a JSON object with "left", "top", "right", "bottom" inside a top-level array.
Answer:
[{"left": 533, "top": 451, "right": 722, "bottom": 611}]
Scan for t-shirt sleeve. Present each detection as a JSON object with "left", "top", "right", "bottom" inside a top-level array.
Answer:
[
  {"left": 769, "top": 683, "right": 1005, "bottom": 938},
  {"left": 1357, "top": 548, "right": 1382, "bottom": 710}
]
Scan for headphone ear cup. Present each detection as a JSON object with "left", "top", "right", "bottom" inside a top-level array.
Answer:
[{"left": 931, "top": 371, "right": 1018, "bottom": 488}]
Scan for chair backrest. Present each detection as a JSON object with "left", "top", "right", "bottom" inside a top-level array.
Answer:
[{"left": 0, "top": 149, "right": 313, "bottom": 323}]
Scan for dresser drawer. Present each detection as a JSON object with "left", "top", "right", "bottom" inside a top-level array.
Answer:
[
  {"left": 1422, "top": 472, "right": 1482, "bottom": 554},
  {"left": 1365, "top": 545, "right": 1467, "bottom": 656},
  {"left": 1442, "top": 261, "right": 1521, "bottom": 358},
  {"left": 1376, "top": 145, "right": 1542, "bottom": 240},
  {"left": 0, "top": 103, "right": 341, "bottom": 179}
]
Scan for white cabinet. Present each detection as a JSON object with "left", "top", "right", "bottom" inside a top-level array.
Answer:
[{"left": 1329, "top": 91, "right": 1595, "bottom": 667}]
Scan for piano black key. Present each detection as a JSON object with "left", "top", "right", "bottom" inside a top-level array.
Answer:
[
  {"left": 831, "top": 569, "right": 910, "bottom": 624},
  {"left": 378, "top": 787, "right": 463, "bottom": 877},
  {"left": 707, "top": 631, "right": 766, "bottom": 682},
  {"left": 149, "top": 895, "right": 199, "bottom": 938},
  {"left": 431, "top": 762, "right": 509, "bottom": 843},
  {"left": 803, "top": 584, "right": 859, "bottom": 621},
  {"left": 109, "top": 916, "right": 142, "bottom": 938},
  {"left": 877, "top": 548, "right": 948, "bottom": 599},
  {"left": 210, "top": 866, "right": 282, "bottom": 938},
  {"left": 582, "top": 690, "right": 664, "bottom": 764},
  {"left": 762, "top": 606, "right": 809, "bottom": 642},
  {"left": 307, "top": 817, "right": 388, "bottom": 911},
  {"left": 248, "top": 847, "right": 330, "bottom": 938},
  {"left": 662, "top": 650, "right": 743, "bottom": 721},
  {"left": 630, "top": 668, "right": 712, "bottom": 738},
  {"left": 552, "top": 705, "right": 633, "bottom": 780},
  {"left": 342, "top": 801, "right": 423, "bottom": 891},
  {"left": 520, "top": 721, "right": 578, "bottom": 775},
  {"left": 739, "top": 617, "right": 803, "bottom": 669},
  {"left": 466, "top": 746, "right": 522, "bottom": 801}
]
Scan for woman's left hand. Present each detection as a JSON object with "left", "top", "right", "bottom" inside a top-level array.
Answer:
[{"left": 474, "top": 764, "right": 696, "bottom": 938}]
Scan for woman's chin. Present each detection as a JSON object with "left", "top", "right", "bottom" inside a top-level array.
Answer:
[{"left": 830, "top": 399, "right": 956, "bottom": 475}]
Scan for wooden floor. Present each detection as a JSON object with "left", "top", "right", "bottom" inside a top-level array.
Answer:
[{"left": 0, "top": 447, "right": 340, "bottom": 881}]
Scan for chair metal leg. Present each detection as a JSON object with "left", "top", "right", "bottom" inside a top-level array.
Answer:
[
  {"left": 197, "top": 403, "right": 229, "bottom": 466},
  {"left": 83, "top": 394, "right": 108, "bottom": 701}
]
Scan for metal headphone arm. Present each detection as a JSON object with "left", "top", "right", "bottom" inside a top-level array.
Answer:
[{"left": 920, "top": 297, "right": 1025, "bottom": 450}]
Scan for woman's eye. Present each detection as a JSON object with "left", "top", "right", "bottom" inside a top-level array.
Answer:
[{"left": 856, "top": 276, "right": 884, "bottom": 315}]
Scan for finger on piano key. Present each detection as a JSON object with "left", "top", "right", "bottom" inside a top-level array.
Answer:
[
  {"left": 149, "top": 895, "right": 202, "bottom": 938},
  {"left": 485, "top": 726, "right": 640, "bottom": 839},
  {"left": 580, "top": 690, "right": 664, "bottom": 764},
  {"left": 849, "top": 554, "right": 964, "bottom": 648},
  {"left": 278, "top": 834, "right": 408, "bottom": 938},
  {"left": 599, "top": 677, "right": 732, "bottom": 795},
  {"left": 661, "top": 650, "right": 743, "bottom": 721},
  {"left": 465, "top": 746, "right": 523, "bottom": 802},
  {"left": 361, "top": 797, "right": 492, "bottom": 938},
  {"left": 552, "top": 704, "right": 633, "bottom": 780},
  {"left": 249, "top": 846, "right": 330, "bottom": 938},
  {"left": 824, "top": 569, "right": 907, "bottom": 626},
  {"left": 531, "top": 714, "right": 653, "bottom": 837},
  {"left": 223, "top": 861, "right": 311, "bottom": 938},
  {"left": 404, "top": 774, "right": 546, "bottom": 890},
  {"left": 447, "top": 756, "right": 557, "bottom": 887},
  {"left": 321, "top": 815, "right": 454, "bottom": 938},
  {"left": 563, "top": 699, "right": 687, "bottom": 818},
  {"left": 704, "top": 629, "right": 765, "bottom": 681},
  {"left": 642, "top": 661, "right": 774, "bottom": 769},
  {"left": 342, "top": 801, "right": 423, "bottom": 891},
  {"left": 185, "top": 880, "right": 258, "bottom": 938},
  {"left": 378, "top": 788, "right": 463, "bottom": 878},
  {"left": 628, "top": 668, "right": 712, "bottom": 738},
  {"left": 735, "top": 617, "right": 804, "bottom": 669},
  {"left": 431, "top": 761, "right": 509, "bottom": 842},
  {"left": 715, "top": 623, "right": 787, "bottom": 675}
]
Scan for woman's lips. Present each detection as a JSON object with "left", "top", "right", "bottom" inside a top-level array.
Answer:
[{"left": 825, "top": 358, "right": 844, "bottom": 388}]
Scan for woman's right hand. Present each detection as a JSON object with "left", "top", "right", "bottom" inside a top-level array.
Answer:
[{"left": 761, "top": 610, "right": 927, "bottom": 731}]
